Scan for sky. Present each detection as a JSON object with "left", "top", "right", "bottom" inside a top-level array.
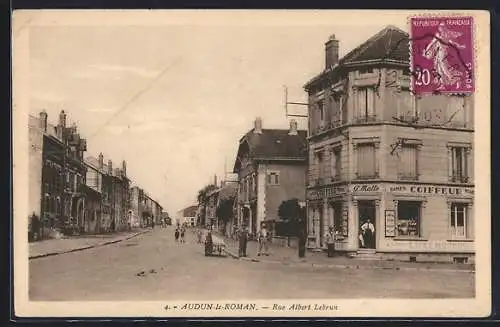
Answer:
[{"left": 27, "top": 11, "right": 408, "bottom": 215}]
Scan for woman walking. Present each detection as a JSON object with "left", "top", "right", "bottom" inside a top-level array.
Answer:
[
  {"left": 174, "top": 227, "right": 180, "bottom": 242},
  {"left": 180, "top": 227, "right": 186, "bottom": 243}
]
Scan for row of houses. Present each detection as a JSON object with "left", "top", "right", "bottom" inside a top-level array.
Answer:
[
  {"left": 28, "top": 110, "right": 165, "bottom": 240},
  {"left": 207, "top": 26, "right": 475, "bottom": 263}
]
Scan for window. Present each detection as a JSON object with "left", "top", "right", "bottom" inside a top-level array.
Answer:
[
  {"left": 356, "top": 87, "right": 376, "bottom": 122},
  {"left": 398, "top": 144, "right": 419, "bottom": 180},
  {"left": 450, "top": 146, "right": 469, "bottom": 183},
  {"left": 450, "top": 203, "right": 468, "bottom": 238},
  {"left": 397, "top": 201, "right": 421, "bottom": 237},
  {"left": 330, "top": 147, "right": 342, "bottom": 181},
  {"left": 317, "top": 100, "right": 325, "bottom": 122},
  {"left": 268, "top": 172, "right": 280, "bottom": 185},
  {"left": 356, "top": 143, "right": 377, "bottom": 179},
  {"left": 333, "top": 202, "right": 343, "bottom": 234},
  {"left": 314, "top": 151, "right": 324, "bottom": 182}
]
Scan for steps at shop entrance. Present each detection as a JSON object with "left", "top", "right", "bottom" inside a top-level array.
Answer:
[{"left": 355, "top": 248, "right": 381, "bottom": 260}]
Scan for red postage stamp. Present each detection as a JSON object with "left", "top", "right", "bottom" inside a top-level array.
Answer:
[{"left": 410, "top": 16, "right": 474, "bottom": 94}]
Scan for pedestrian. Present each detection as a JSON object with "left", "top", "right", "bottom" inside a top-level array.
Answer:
[
  {"left": 180, "top": 227, "right": 186, "bottom": 243},
  {"left": 238, "top": 226, "right": 248, "bottom": 257},
  {"left": 298, "top": 220, "right": 306, "bottom": 258},
  {"left": 174, "top": 227, "right": 180, "bottom": 242},
  {"left": 205, "top": 230, "right": 213, "bottom": 256},
  {"left": 325, "top": 227, "right": 335, "bottom": 257},
  {"left": 361, "top": 218, "right": 375, "bottom": 248},
  {"left": 257, "top": 226, "right": 269, "bottom": 256},
  {"left": 197, "top": 229, "right": 203, "bottom": 244}
]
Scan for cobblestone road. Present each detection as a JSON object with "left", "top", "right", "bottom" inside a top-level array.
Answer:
[{"left": 29, "top": 227, "right": 475, "bottom": 301}]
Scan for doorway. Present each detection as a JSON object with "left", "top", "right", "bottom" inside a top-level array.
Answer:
[{"left": 358, "top": 200, "right": 376, "bottom": 249}]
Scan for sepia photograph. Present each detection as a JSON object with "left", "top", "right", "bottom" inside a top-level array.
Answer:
[{"left": 13, "top": 10, "right": 490, "bottom": 318}]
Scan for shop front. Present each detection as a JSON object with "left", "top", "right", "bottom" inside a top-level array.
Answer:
[{"left": 306, "top": 182, "right": 475, "bottom": 262}]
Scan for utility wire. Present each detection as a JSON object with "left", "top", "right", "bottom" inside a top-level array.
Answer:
[{"left": 88, "top": 56, "right": 183, "bottom": 140}]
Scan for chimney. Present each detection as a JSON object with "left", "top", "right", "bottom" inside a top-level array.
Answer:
[
  {"left": 214, "top": 174, "right": 217, "bottom": 186},
  {"left": 289, "top": 119, "right": 298, "bottom": 135},
  {"left": 122, "top": 160, "right": 127, "bottom": 176},
  {"left": 59, "top": 110, "right": 67, "bottom": 128},
  {"left": 325, "top": 34, "right": 339, "bottom": 69},
  {"left": 108, "top": 160, "right": 113, "bottom": 175},
  {"left": 254, "top": 117, "right": 263, "bottom": 134},
  {"left": 39, "top": 110, "right": 48, "bottom": 132},
  {"left": 98, "top": 153, "right": 104, "bottom": 169}
]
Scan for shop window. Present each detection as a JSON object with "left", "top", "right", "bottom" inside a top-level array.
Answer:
[
  {"left": 450, "top": 146, "right": 470, "bottom": 183},
  {"left": 355, "top": 87, "right": 376, "bottom": 123},
  {"left": 356, "top": 143, "right": 377, "bottom": 179},
  {"left": 397, "top": 201, "right": 421, "bottom": 237},
  {"left": 267, "top": 171, "right": 280, "bottom": 186},
  {"left": 333, "top": 202, "right": 343, "bottom": 234},
  {"left": 398, "top": 144, "right": 419, "bottom": 180},
  {"left": 450, "top": 203, "right": 468, "bottom": 238}
]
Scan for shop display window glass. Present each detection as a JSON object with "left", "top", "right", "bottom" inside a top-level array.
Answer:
[
  {"left": 397, "top": 201, "right": 421, "bottom": 237},
  {"left": 333, "top": 202, "right": 343, "bottom": 234}
]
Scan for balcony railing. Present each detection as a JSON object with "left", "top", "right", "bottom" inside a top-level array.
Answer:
[
  {"left": 355, "top": 172, "right": 379, "bottom": 180},
  {"left": 354, "top": 115, "right": 378, "bottom": 124},
  {"left": 451, "top": 174, "right": 470, "bottom": 183}
]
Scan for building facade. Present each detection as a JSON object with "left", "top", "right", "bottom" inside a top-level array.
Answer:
[
  {"left": 29, "top": 110, "right": 88, "bottom": 238},
  {"left": 304, "top": 27, "right": 474, "bottom": 263},
  {"left": 233, "top": 118, "right": 308, "bottom": 238}
]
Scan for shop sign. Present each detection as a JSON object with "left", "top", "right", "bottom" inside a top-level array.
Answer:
[
  {"left": 351, "top": 184, "right": 381, "bottom": 193},
  {"left": 388, "top": 185, "right": 474, "bottom": 196},
  {"left": 384, "top": 210, "right": 396, "bottom": 237},
  {"left": 307, "top": 186, "right": 347, "bottom": 200},
  {"left": 341, "top": 208, "right": 349, "bottom": 237}
]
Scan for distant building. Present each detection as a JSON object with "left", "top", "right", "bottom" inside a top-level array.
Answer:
[
  {"left": 130, "top": 186, "right": 163, "bottom": 228},
  {"left": 233, "top": 117, "right": 308, "bottom": 238},
  {"left": 205, "top": 180, "right": 238, "bottom": 235},
  {"left": 178, "top": 205, "right": 198, "bottom": 227},
  {"left": 29, "top": 110, "right": 88, "bottom": 239},
  {"left": 303, "top": 26, "right": 474, "bottom": 262}
]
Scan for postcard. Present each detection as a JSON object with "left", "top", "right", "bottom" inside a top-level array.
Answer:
[{"left": 12, "top": 9, "right": 491, "bottom": 318}]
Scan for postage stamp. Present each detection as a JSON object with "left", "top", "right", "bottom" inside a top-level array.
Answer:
[{"left": 410, "top": 16, "right": 474, "bottom": 94}]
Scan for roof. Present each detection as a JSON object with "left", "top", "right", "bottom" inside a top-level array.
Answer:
[
  {"left": 233, "top": 128, "right": 307, "bottom": 173},
  {"left": 305, "top": 25, "right": 409, "bottom": 90},
  {"left": 183, "top": 205, "right": 198, "bottom": 217}
]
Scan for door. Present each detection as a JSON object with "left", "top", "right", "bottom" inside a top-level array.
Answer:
[{"left": 358, "top": 200, "right": 376, "bottom": 249}]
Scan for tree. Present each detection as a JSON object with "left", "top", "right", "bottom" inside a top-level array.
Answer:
[
  {"left": 277, "top": 198, "right": 305, "bottom": 237},
  {"left": 216, "top": 196, "right": 235, "bottom": 234},
  {"left": 196, "top": 184, "right": 218, "bottom": 226}
]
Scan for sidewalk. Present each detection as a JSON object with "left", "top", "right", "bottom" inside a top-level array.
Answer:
[
  {"left": 216, "top": 232, "right": 474, "bottom": 273},
  {"left": 29, "top": 228, "right": 151, "bottom": 259}
]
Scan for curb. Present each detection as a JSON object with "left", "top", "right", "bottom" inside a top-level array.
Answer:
[
  {"left": 29, "top": 230, "right": 151, "bottom": 260},
  {"left": 223, "top": 248, "right": 474, "bottom": 273}
]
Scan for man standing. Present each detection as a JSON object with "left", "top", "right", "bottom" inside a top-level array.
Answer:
[
  {"left": 238, "top": 226, "right": 248, "bottom": 257},
  {"left": 361, "top": 219, "right": 375, "bottom": 248},
  {"left": 257, "top": 226, "right": 269, "bottom": 256},
  {"left": 325, "top": 227, "right": 335, "bottom": 257}
]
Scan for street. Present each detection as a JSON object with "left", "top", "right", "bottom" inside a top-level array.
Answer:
[{"left": 29, "top": 227, "right": 475, "bottom": 301}]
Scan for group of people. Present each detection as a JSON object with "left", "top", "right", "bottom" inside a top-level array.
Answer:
[
  {"left": 174, "top": 225, "right": 186, "bottom": 243},
  {"left": 236, "top": 225, "right": 271, "bottom": 257},
  {"left": 359, "top": 218, "right": 375, "bottom": 248}
]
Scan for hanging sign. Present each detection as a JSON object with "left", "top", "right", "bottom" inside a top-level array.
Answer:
[{"left": 385, "top": 210, "right": 396, "bottom": 237}]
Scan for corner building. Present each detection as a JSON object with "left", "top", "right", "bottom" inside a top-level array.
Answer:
[{"left": 304, "top": 26, "right": 474, "bottom": 263}]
